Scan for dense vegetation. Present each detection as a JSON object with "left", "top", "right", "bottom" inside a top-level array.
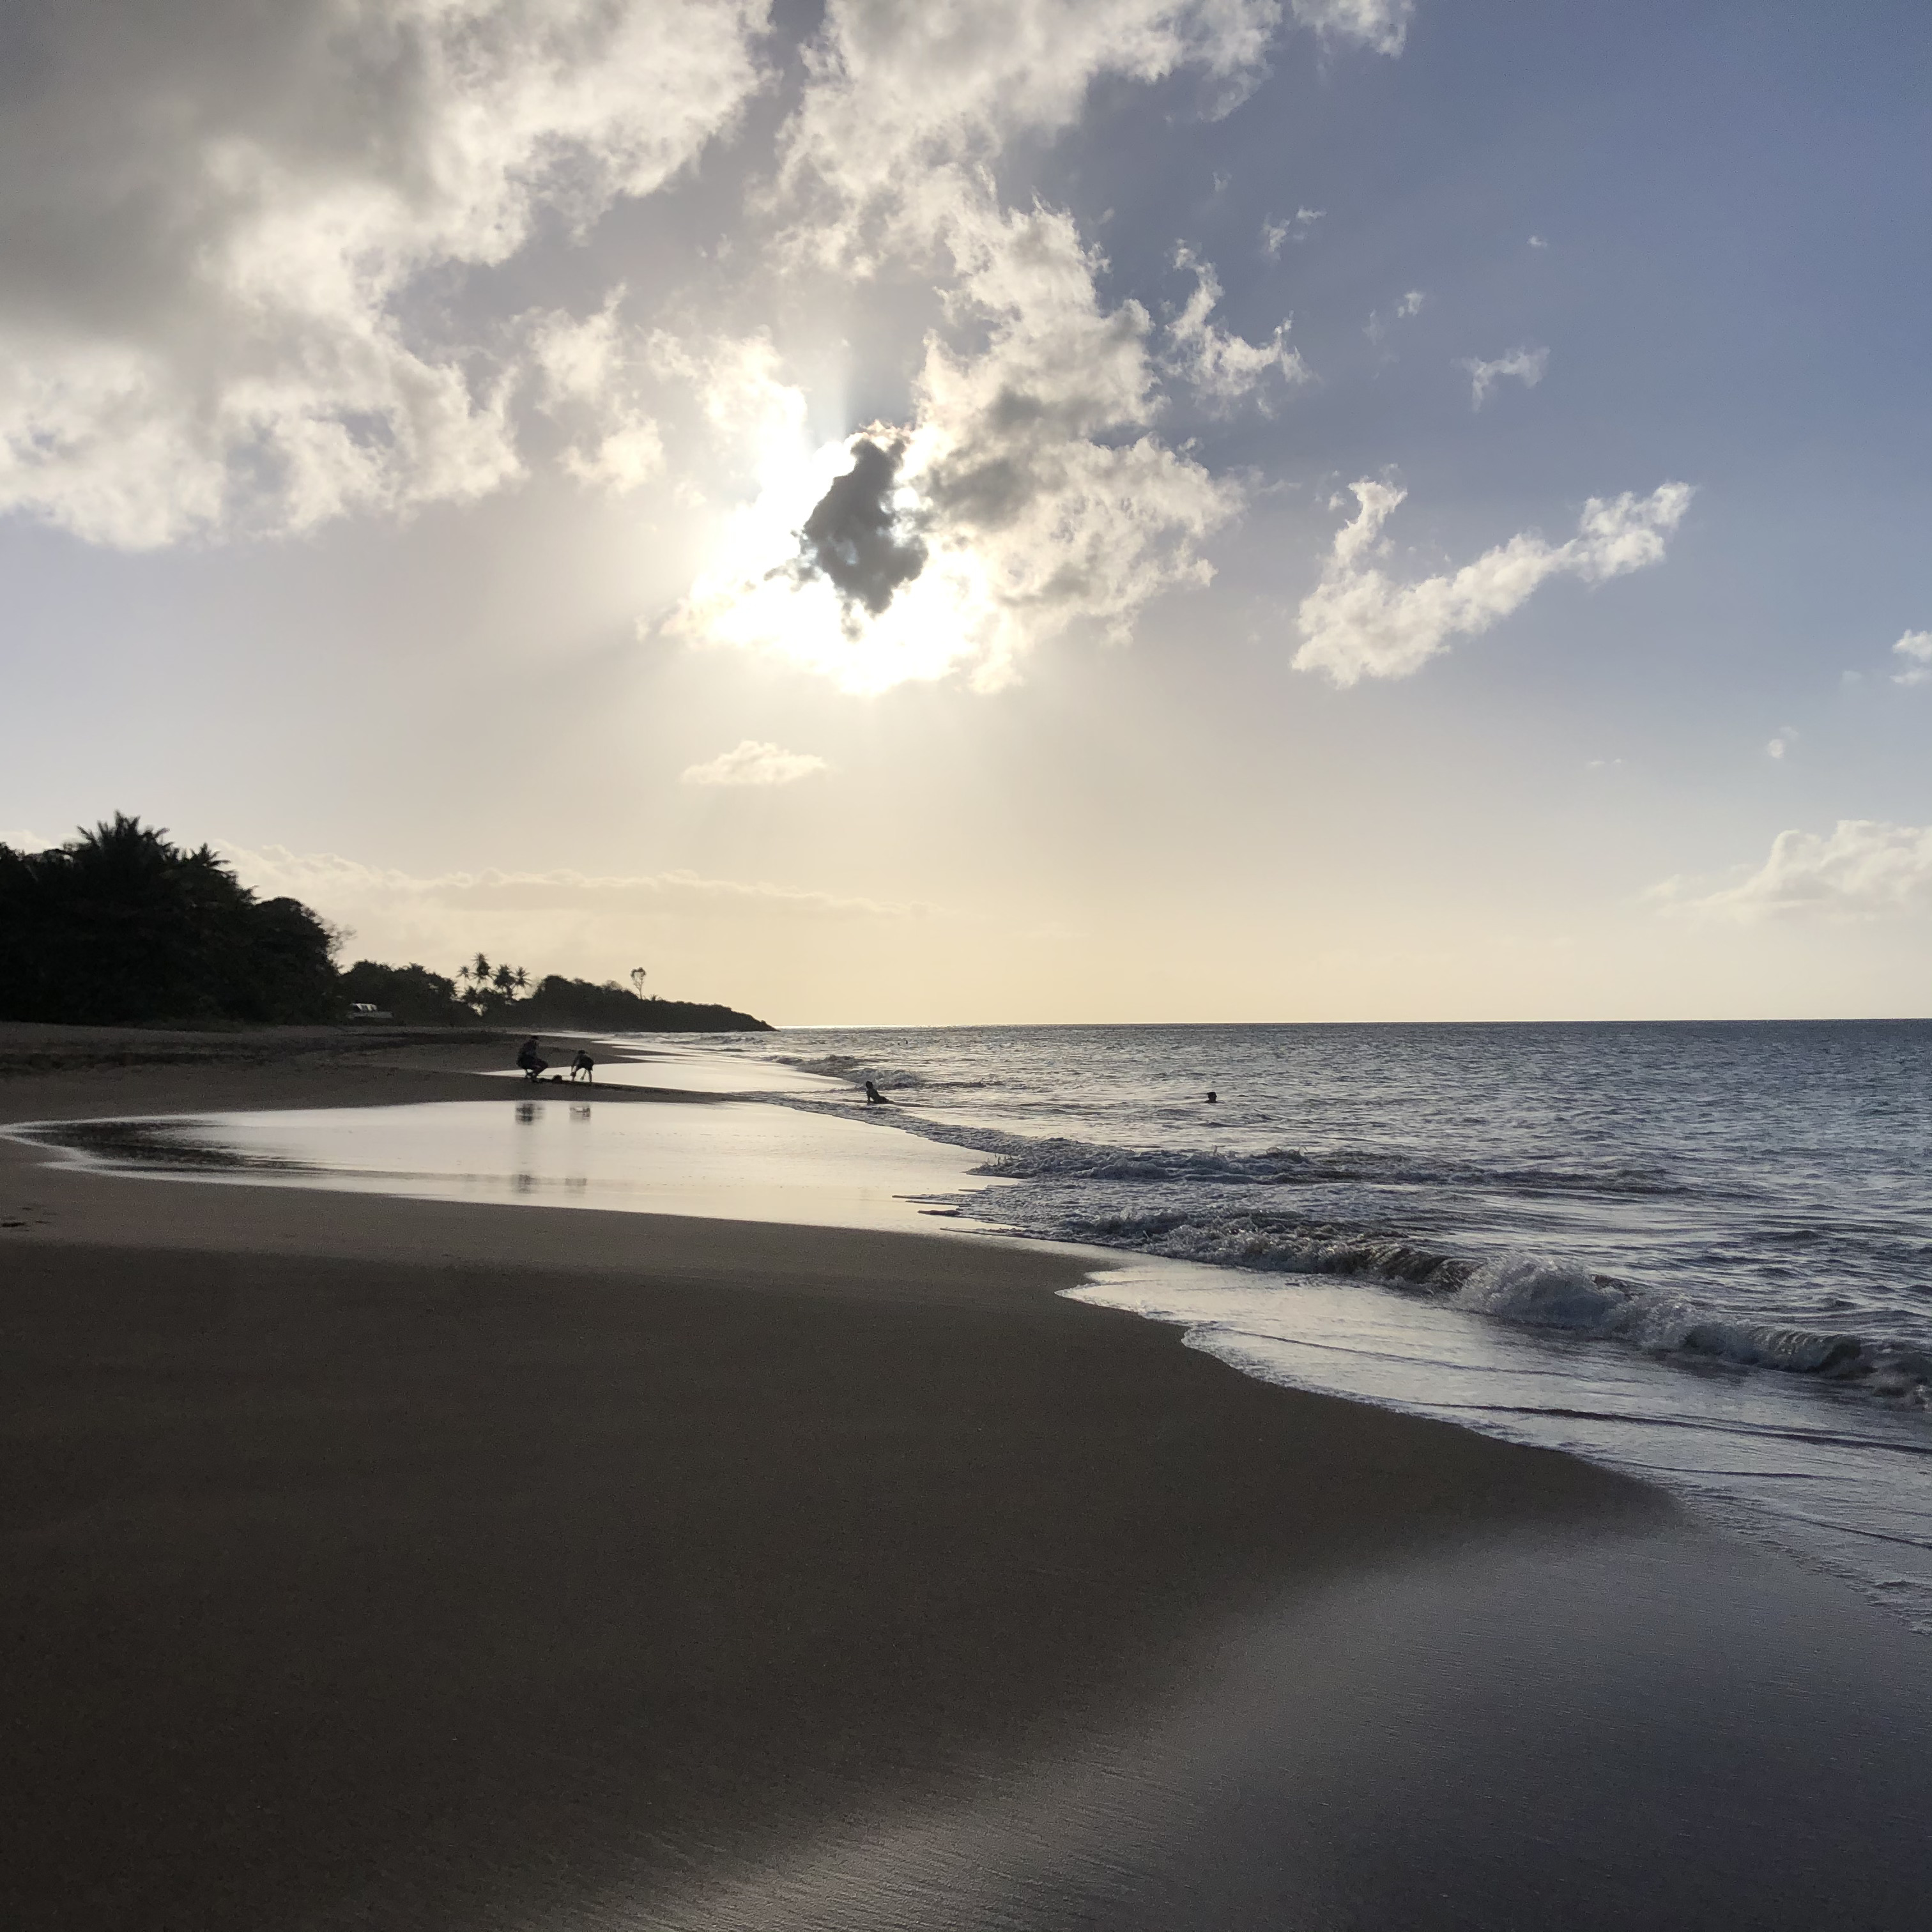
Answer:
[
  {"left": 341, "top": 958, "right": 770, "bottom": 1033},
  {"left": 0, "top": 816, "right": 342, "bottom": 1025},
  {"left": 511, "top": 974, "right": 770, "bottom": 1033},
  {"left": 0, "top": 818, "right": 771, "bottom": 1032}
]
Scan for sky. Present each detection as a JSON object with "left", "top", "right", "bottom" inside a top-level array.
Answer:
[{"left": 2, "top": 0, "right": 1927, "bottom": 1023}]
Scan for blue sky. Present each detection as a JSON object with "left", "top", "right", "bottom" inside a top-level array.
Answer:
[{"left": 2, "top": 0, "right": 1926, "bottom": 1020}]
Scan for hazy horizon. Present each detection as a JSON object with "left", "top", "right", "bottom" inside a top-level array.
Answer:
[{"left": 4, "top": 1, "right": 1926, "bottom": 1025}]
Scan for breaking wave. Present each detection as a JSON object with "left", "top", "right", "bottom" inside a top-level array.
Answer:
[{"left": 751, "top": 1068, "right": 1932, "bottom": 1413}]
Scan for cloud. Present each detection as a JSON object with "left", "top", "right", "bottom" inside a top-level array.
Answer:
[
  {"left": 1892, "top": 629, "right": 1932, "bottom": 686},
  {"left": 774, "top": 3, "right": 1285, "bottom": 264},
  {"left": 670, "top": 201, "right": 1241, "bottom": 692},
  {"left": 1261, "top": 208, "right": 1324, "bottom": 256},
  {"left": 1365, "top": 290, "right": 1425, "bottom": 342},
  {"left": 680, "top": 741, "right": 831, "bottom": 786},
  {"left": 793, "top": 438, "right": 927, "bottom": 616},
  {"left": 1288, "top": 0, "right": 1416, "bottom": 56},
  {"left": 221, "top": 844, "right": 920, "bottom": 918},
  {"left": 1293, "top": 477, "right": 1693, "bottom": 684},
  {"left": 530, "top": 294, "right": 665, "bottom": 494},
  {"left": 0, "top": 0, "right": 768, "bottom": 546},
  {"left": 1766, "top": 725, "right": 1798, "bottom": 760},
  {"left": 1461, "top": 345, "right": 1549, "bottom": 408},
  {"left": 1652, "top": 822, "right": 1932, "bottom": 921},
  {"left": 1528, "top": 234, "right": 1549, "bottom": 249},
  {"left": 1167, "top": 248, "right": 1308, "bottom": 406},
  {"left": 215, "top": 839, "right": 929, "bottom": 977}
]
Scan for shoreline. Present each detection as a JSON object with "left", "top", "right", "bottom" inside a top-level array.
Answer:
[{"left": 4, "top": 1039, "right": 1931, "bottom": 1927}]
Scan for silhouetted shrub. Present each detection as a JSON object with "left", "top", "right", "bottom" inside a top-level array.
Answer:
[{"left": 339, "top": 960, "right": 474, "bottom": 1026}]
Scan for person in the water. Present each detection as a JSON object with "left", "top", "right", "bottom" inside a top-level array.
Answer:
[
  {"left": 1206, "top": 1090, "right": 1217, "bottom": 1103},
  {"left": 864, "top": 1080, "right": 891, "bottom": 1105}
]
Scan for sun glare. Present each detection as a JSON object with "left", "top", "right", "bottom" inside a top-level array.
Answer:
[{"left": 671, "top": 408, "right": 1013, "bottom": 696}]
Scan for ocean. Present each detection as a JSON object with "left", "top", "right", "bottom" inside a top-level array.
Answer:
[{"left": 712, "top": 1019, "right": 1932, "bottom": 1632}]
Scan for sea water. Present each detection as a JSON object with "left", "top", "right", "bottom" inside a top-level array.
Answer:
[{"left": 690, "top": 1020, "right": 1932, "bottom": 1631}]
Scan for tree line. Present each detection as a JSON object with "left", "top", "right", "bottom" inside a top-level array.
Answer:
[{"left": 0, "top": 818, "right": 770, "bottom": 1032}]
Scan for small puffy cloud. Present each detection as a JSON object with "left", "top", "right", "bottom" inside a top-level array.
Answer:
[
  {"left": 1462, "top": 345, "right": 1549, "bottom": 408},
  {"left": 1528, "top": 234, "right": 1549, "bottom": 249},
  {"left": 1289, "top": 0, "right": 1416, "bottom": 56},
  {"left": 1167, "top": 248, "right": 1309, "bottom": 406},
  {"left": 1294, "top": 477, "right": 1693, "bottom": 685},
  {"left": 680, "top": 742, "right": 831, "bottom": 787},
  {"left": 794, "top": 438, "right": 927, "bottom": 615},
  {"left": 1892, "top": 629, "right": 1932, "bottom": 686},
  {"left": 1766, "top": 726, "right": 1798, "bottom": 760},
  {"left": 1653, "top": 822, "right": 1932, "bottom": 921},
  {"left": 1366, "top": 291, "right": 1426, "bottom": 343},
  {"left": 1261, "top": 208, "right": 1324, "bottom": 256},
  {"left": 0, "top": 0, "right": 768, "bottom": 548}
]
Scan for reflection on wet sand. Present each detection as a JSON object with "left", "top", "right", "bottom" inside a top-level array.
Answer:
[{"left": 18, "top": 1092, "right": 1006, "bottom": 1238}]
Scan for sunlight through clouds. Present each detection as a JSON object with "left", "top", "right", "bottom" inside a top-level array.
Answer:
[{"left": 668, "top": 204, "right": 1242, "bottom": 692}]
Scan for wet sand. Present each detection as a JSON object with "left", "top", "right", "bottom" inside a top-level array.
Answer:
[{"left": 3, "top": 1036, "right": 1929, "bottom": 1929}]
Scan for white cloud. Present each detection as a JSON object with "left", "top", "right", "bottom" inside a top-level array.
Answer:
[
  {"left": 681, "top": 741, "right": 830, "bottom": 786},
  {"left": 0, "top": 0, "right": 768, "bottom": 547},
  {"left": 670, "top": 201, "right": 1241, "bottom": 693},
  {"left": 216, "top": 839, "right": 931, "bottom": 981},
  {"left": 1462, "top": 345, "right": 1549, "bottom": 408},
  {"left": 1365, "top": 289, "right": 1425, "bottom": 342},
  {"left": 1293, "top": 477, "right": 1692, "bottom": 684},
  {"left": 1529, "top": 234, "right": 1549, "bottom": 249},
  {"left": 1167, "top": 248, "right": 1308, "bottom": 404},
  {"left": 530, "top": 295, "right": 665, "bottom": 494},
  {"left": 773, "top": 2, "right": 1283, "bottom": 270},
  {"left": 1261, "top": 207, "right": 1324, "bottom": 256},
  {"left": 224, "top": 843, "right": 918, "bottom": 919},
  {"left": 1892, "top": 629, "right": 1932, "bottom": 686},
  {"left": 1289, "top": 0, "right": 1415, "bottom": 56},
  {"left": 1653, "top": 822, "right": 1932, "bottom": 921},
  {"left": 1766, "top": 725, "right": 1798, "bottom": 760}
]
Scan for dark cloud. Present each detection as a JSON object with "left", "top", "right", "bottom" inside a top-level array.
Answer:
[{"left": 796, "top": 435, "right": 927, "bottom": 615}]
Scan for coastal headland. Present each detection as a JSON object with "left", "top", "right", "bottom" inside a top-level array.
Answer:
[{"left": 3, "top": 1029, "right": 1928, "bottom": 1929}]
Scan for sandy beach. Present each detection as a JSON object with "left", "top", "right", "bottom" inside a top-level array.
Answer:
[{"left": 3, "top": 1029, "right": 1928, "bottom": 1931}]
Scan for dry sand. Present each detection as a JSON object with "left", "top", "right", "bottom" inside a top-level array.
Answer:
[{"left": 2, "top": 1031, "right": 1928, "bottom": 1929}]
